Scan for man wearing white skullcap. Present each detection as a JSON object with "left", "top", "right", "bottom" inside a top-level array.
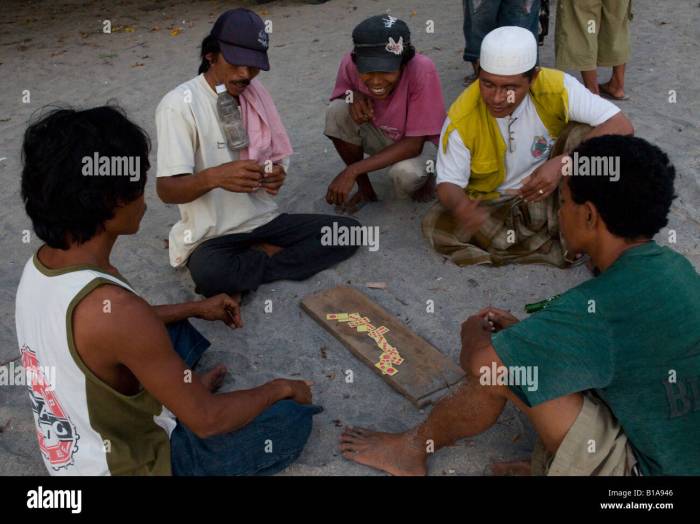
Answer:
[
  {"left": 423, "top": 26, "right": 634, "bottom": 268},
  {"left": 461, "top": 0, "right": 542, "bottom": 83}
]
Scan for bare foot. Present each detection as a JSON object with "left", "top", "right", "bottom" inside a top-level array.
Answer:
[
  {"left": 489, "top": 459, "right": 532, "bottom": 476},
  {"left": 463, "top": 73, "right": 477, "bottom": 86},
  {"left": 411, "top": 174, "right": 436, "bottom": 202},
  {"left": 336, "top": 187, "right": 378, "bottom": 214},
  {"left": 339, "top": 426, "right": 427, "bottom": 476},
  {"left": 200, "top": 364, "right": 227, "bottom": 392},
  {"left": 463, "top": 60, "right": 480, "bottom": 86},
  {"left": 251, "top": 242, "right": 284, "bottom": 257},
  {"left": 599, "top": 81, "right": 629, "bottom": 101}
]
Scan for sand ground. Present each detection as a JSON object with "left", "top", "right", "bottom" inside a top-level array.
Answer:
[{"left": 0, "top": 0, "right": 698, "bottom": 475}]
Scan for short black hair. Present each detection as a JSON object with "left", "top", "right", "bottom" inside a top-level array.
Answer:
[
  {"left": 21, "top": 105, "right": 150, "bottom": 249},
  {"left": 567, "top": 135, "right": 676, "bottom": 240},
  {"left": 198, "top": 34, "right": 220, "bottom": 74}
]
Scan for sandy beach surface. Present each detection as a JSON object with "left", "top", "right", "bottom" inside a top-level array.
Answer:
[{"left": 0, "top": 0, "right": 698, "bottom": 475}]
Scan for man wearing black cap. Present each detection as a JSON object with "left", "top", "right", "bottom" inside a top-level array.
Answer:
[
  {"left": 324, "top": 15, "right": 446, "bottom": 212},
  {"left": 156, "top": 8, "right": 359, "bottom": 301}
]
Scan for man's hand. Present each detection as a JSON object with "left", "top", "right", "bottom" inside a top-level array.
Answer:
[
  {"left": 453, "top": 197, "right": 489, "bottom": 239},
  {"left": 207, "top": 160, "right": 264, "bottom": 193},
  {"left": 195, "top": 293, "right": 242, "bottom": 328},
  {"left": 272, "top": 378, "right": 313, "bottom": 405},
  {"left": 477, "top": 306, "right": 519, "bottom": 333},
  {"left": 512, "top": 155, "right": 565, "bottom": 203},
  {"left": 349, "top": 91, "right": 374, "bottom": 124},
  {"left": 261, "top": 163, "right": 286, "bottom": 195},
  {"left": 326, "top": 168, "right": 357, "bottom": 206}
]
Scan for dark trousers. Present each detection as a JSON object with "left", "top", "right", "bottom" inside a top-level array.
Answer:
[
  {"left": 462, "top": 0, "right": 541, "bottom": 62},
  {"left": 187, "top": 213, "right": 360, "bottom": 297},
  {"left": 166, "top": 319, "right": 322, "bottom": 476}
]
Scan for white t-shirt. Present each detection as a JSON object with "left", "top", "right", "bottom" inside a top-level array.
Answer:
[
  {"left": 436, "top": 73, "right": 621, "bottom": 192},
  {"left": 156, "top": 74, "right": 287, "bottom": 267}
]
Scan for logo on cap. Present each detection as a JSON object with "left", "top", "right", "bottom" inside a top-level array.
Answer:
[
  {"left": 385, "top": 36, "right": 404, "bottom": 55},
  {"left": 383, "top": 15, "right": 398, "bottom": 28},
  {"left": 257, "top": 29, "right": 269, "bottom": 49}
]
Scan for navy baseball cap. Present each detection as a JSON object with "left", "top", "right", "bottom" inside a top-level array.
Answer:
[
  {"left": 211, "top": 8, "right": 270, "bottom": 71},
  {"left": 352, "top": 15, "right": 411, "bottom": 74}
]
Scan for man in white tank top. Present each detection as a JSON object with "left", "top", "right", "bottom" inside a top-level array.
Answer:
[{"left": 16, "top": 106, "right": 321, "bottom": 476}]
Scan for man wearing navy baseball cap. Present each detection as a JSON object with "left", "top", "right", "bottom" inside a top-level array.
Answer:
[
  {"left": 209, "top": 7, "right": 271, "bottom": 74},
  {"left": 153, "top": 8, "right": 357, "bottom": 476},
  {"left": 325, "top": 15, "right": 446, "bottom": 212},
  {"left": 156, "top": 9, "right": 359, "bottom": 311}
]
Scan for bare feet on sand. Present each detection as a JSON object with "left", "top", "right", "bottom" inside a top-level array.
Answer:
[
  {"left": 336, "top": 187, "right": 378, "bottom": 214},
  {"left": 200, "top": 364, "right": 228, "bottom": 392},
  {"left": 339, "top": 426, "right": 427, "bottom": 476},
  {"left": 463, "top": 60, "right": 480, "bottom": 86},
  {"left": 599, "top": 81, "right": 629, "bottom": 101},
  {"left": 411, "top": 174, "right": 436, "bottom": 202},
  {"left": 489, "top": 459, "right": 532, "bottom": 476}
]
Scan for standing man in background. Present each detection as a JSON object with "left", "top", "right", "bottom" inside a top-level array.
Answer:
[
  {"left": 555, "top": 0, "right": 633, "bottom": 100},
  {"left": 461, "top": 0, "right": 542, "bottom": 84}
]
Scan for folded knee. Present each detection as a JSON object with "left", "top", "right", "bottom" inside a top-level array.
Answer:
[
  {"left": 389, "top": 160, "right": 426, "bottom": 194},
  {"left": 261, "top": 400, "right": 319, "bottom": 449},
  {"left": 188, "top": 255, "right": 257, "bottom": 297},
  {"left": 188, "top": 264, "right": 221, "bottom": 298},
  {"left": 333, "top": 216, "right": 361, "bottom": 229},
  {"left": 325, "top": 98, "right": 351, "bottom": 127}
]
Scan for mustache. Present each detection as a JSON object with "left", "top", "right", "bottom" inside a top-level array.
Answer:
[{"left": 231, "top": 79, "right": 251, "bottom": 87}]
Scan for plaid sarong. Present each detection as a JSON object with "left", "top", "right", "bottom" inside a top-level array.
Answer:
[
  {"left": 422, "top": 193, "right": 565, "bottom": 266},
  {"left": 422, "top": 123, "right": 592, "bottom": 267}
]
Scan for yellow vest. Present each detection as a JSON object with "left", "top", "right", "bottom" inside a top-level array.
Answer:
[{"left": 442, "top": 67, "right": 570, "bottom": 200}]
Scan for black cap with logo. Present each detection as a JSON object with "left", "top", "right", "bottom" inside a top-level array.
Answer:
[
  {"left": 352, "top": 15, "right": 412, "bottom": 74},
  {"left": 211, "top": 8, "right": 270, "bottom": 71}
]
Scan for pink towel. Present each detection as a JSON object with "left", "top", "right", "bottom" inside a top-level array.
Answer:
[{"left": 239, "top": 78, "right": 294, "bottom": 164}]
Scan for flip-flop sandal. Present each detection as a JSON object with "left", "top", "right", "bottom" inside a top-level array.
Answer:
[
  {"left": 463, "top": 64, "right": 480, "bottom": 86},
  {"left": 570, "top": 253, "right": 588, "bottom": 267},
  {"left": 335, "top": 197, "right": 370, "bottom": 215},
  {"left": 463, "top": 73, "right": 478, "bottom": 86},
  {"left": 598, "top": 84, "right": 630, "bottom": 101},
  {"left": 581, "top": 256, "right": 602, "bottom": 276}
]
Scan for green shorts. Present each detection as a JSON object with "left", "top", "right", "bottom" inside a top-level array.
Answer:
[{"left": 555, "top": 0, "right": 633, "bottom": 70}]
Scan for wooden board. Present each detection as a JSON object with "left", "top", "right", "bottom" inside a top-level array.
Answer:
[{"left": 301, "top": 286, "right": 465, "bottom": 407}]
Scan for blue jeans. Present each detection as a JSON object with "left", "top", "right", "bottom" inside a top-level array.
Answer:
[
  {"left": 463, "top": 0, "right": 541, "bottom": 62},
  {"left": 166, "top": 320, "right": 322, "bottom": 476}
]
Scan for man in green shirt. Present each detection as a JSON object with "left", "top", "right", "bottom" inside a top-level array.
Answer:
[{"left": 339, "top": 135, "right": 700, "bottom": 475}]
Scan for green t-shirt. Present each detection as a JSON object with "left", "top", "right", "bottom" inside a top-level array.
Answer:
[{"left": 492, "top": 242, "right": 700, "bottom": 475}]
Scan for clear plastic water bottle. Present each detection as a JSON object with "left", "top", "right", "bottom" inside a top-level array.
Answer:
[{"left": 215, "top": 84, "right": 249, "bottom": 151}]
